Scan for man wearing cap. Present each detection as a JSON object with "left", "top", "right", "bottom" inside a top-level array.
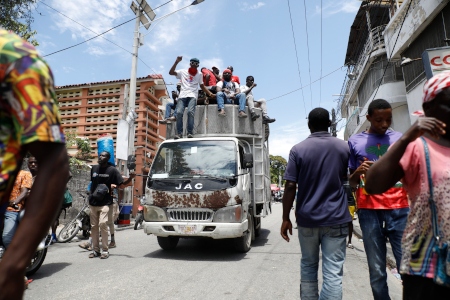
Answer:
[
  {"left": 169, "top": 56, "right": 214, "bottom": 139},
  {"left": 228, "top": 66, "right": 240, "bottom": 84},
  {"left": 159, "top": 83, "right": 181, "bottom": 124},
  {"left": 216, "top": 69, "right": 247, "bottom": 118}
]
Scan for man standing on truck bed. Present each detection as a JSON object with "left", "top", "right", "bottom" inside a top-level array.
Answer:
[
  {"left": 281, "top": 107, "right": 351, "bottom": 299},
  {"left": 169, "top": 56, "right": 214, "bottom": 139}
]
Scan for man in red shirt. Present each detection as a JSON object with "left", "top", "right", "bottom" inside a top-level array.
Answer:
[
  {"left": 201, "top": 67, "right": 217, "bottom": 96},
  {"left": 227, "top": 66, "right": 240, "bottom": 84}
]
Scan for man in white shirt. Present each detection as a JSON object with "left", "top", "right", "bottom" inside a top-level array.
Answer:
[
  {"left": 240, "top": 76, "right": 275, "bottom": 123},
  {"left": 216, "top": 69, "right": 247, "bottom": 118},
  {"left": 169, "top": 56, "right": 213, "bottom": 139}
]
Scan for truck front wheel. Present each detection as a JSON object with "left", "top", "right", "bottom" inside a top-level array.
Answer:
[
  {"left": 234, "top": 213, "right": 253, "bottom": 253},
  {"left": 157, "top": 236, "right": 179, "bottom": 250}
]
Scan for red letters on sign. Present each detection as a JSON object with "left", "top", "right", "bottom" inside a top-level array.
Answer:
[{"left": 431, "top": 55, "right": 450, "bottom": 67}]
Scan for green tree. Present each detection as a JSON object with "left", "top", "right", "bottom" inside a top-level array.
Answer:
[
  {"left": 269, "top": 155, "right": 287, "bottom": 186},
  {"left": 1, "top": 0, "right": 39, "bottom": 46},
  {"left": 65, "top": 131, "right": 92, "bottom": 172}
]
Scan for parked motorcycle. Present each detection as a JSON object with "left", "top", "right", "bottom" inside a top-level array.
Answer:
[
  {"left": 0, "top": 234, "right": 51, "bottom": 276},
  {"left": 134, "top": 193, "right": 145, "bottom": 230},
  {"left": 58, "top": 192, "right": 91, "bottom": 243},
  {"left": 26, "top": 234, "right": 52, "bottom": 276}
]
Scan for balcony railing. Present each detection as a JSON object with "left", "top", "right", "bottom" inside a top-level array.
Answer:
[{"left": 344, "top": 25, "right": 387, "bottom": 106}]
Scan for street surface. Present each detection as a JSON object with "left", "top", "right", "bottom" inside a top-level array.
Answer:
[{"left": 24, "top": 203, "right": 402, "bottom": 300}]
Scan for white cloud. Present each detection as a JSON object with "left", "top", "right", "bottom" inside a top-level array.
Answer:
[
  {"left": 315, "top": 0, "right": 360, "bottom": 17},
  {"left": 239, "top": 2, "right": 266, "bottom": 12},
  {"left": 269, "top": 121, "right": 310, "bottom": 160},
  {"left": 48, "top": 0, "right": 129, "bottom": 55}
]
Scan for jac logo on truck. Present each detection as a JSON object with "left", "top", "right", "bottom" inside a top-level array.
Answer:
[{"left": 175, "top": 183, "right": 203, "bottom": 190}]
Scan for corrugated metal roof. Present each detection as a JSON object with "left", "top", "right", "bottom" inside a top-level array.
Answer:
[{"left": 55, "top": 74, "right": 164, "bottom": 89}]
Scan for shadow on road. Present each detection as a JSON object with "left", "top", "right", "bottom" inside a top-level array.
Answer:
[
  {"left": 144, "top": 237, "right": 252, "bottom": 261},
  {"left": 29, "top": 262, "right": 71, "bottom": 280},
  {"left": 252, "top": 228, "right": 270, "bottom": 247}
]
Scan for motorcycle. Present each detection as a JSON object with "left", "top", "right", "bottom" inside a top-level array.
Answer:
[
  {"left": 26, "top": 234, "right": 52, "bottom": 276},
  {"left": 57, "top": 192, "right": 91, "bottom": 243},
  {"left": 0, "top": 234, "right": 51, "bottom": 276},
  {"left": 134, "top": 193, "right": 145, "bottom": 230}
]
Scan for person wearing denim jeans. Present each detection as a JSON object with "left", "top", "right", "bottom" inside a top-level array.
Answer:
[
  {"left": 159, "top": 84, "right": 180, "bottom": 124},
  {"left": 348, "top": 99, "right": 409, "bottom": 300},
  {"left": 169, "top": 56, "right": 215, "bottom": 139},
  {"left": 216, "top": 69, "right": 247, "bottom": 118},
  {"left": 298, "top": 225, "right": 348, "bottom": 300},
  {"left": 281, "top": 108, "right": 351, "bottom": 299}
]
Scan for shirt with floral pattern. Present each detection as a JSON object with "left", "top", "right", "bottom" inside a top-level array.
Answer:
[{"left": 0, "top": 29, "right": 65, "bottom": 207}]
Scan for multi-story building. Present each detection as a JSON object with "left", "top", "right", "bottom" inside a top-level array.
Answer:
[
  {"left": 339, "top": 0, "right": 449, "bottom": 140},
  {"left": 56, "top": 74, "right": 170, "bottom": 199}
]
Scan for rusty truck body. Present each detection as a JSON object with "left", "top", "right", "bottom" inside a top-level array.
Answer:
[{"left": 142, "top": 104, "right": 271, "bottom": 252}]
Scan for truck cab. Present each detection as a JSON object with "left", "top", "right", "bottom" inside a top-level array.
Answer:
[{"left": 143, "top": 104, "right": 271, "bottom": 252}]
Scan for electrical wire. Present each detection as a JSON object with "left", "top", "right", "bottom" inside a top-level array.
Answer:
[
  {"left": 286, "top": 0, "right": 307, "bottom": 116},
  {"left": 41, "top": 0, "right": 173, "bottom": 58},
  {"left": 267, "top": 65, "right": 344, "bottom": 102},
  {"left": 302, "top": 0, "right": 314, "bottom": 109}
]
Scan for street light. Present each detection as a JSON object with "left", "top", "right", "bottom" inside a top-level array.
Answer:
[{"left": 126, "top": 0, "right": 207, "bottom": 172}]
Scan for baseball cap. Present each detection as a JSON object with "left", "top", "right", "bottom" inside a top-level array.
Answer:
[
  {"left": 223, "top": 69, "right": 232, "bottom": 74},
  {"left": 190, "top": 58, "right": 200, "bottom": 63}
]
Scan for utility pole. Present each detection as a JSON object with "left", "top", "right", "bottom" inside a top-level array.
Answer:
[{"left": 331, "top": 108, "right": 337, "bottom": 137}]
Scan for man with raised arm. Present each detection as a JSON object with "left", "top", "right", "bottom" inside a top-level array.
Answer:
[{"left": 169, "top": 56, "right": 213, "bottom": 139}]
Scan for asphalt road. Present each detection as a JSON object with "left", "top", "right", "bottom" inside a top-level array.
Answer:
[{"left": 24, "top": 203, "right": 402, "bottom": 300}]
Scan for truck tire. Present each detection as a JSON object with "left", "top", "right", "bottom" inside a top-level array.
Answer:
[
  {"left": 234, "top": 213, "right": 253, "bottom": 253},
  {"left": 254, "top": 216, "right": 261, "bottom": 237},
  {"left": 157, "top": 236, "right": 179, "bottom": 250}
]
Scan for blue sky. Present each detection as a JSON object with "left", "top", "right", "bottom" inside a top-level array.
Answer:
[{"left": 31, "top": 0, "right": 361, "bottom": 159}]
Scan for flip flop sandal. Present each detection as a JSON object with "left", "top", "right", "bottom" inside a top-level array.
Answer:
[
  {"left": 89, "top": 251, "right": 101, "bottom": 258},
  {"left": 100, "top": 252, "right": 109, "bottom": 259}
]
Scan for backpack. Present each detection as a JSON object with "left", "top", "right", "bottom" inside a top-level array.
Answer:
[{"left": 63, "top": 188, "right": 73, "bottom": 209}]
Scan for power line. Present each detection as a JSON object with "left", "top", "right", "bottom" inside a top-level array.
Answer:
[
  {"left": 286, "top": 0, "right": 307, "bottom": 116},
  {"left": 41, "top": 0, "right": 173, "bottom": 58},
  {"left": 267, "top": 65, "right": 344, "bottom": 102},
  {"left": 302, "top": 0, "right": 314, "bottom": 109}
]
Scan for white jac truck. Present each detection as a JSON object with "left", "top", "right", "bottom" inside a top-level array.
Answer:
[{"left": 142, "top": 104, "right": 272, "bottom": 252}]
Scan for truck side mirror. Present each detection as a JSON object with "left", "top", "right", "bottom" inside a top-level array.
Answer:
[
  {"left": 127, "top": 155, "right": 136, "bottom": 170},
  {"left": 243, "top": 153, "right": 253, "bottom": 169}
]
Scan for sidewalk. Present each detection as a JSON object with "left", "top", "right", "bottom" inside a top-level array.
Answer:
[{"left": 351, "top": 215, "right": 397, "bottom": 269}]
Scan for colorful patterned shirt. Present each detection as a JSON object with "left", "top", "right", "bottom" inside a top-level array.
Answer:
[
  {"left": 348, "top": 131, "right": 409, "bottom": 209},
  {"left": 399, "top": 137, "right": 450, "bottom": 278},
  {"left": 7, "top": 170, "right": 32, "bottom": 212},
  {"left": 0, "top": 29, "right": 65, "bottom": 207}
]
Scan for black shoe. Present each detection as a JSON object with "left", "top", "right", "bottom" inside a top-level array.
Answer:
[
  {"left": 159, "top": 119, "right": 168, "bottom": 124},
  {"left": 262, "top": 115, "right": 276, "bottom": 124},
  {"left": 250, "top": 111, "right": 260, "bottom": 121},
  {"left": 174, "top": 134, "right": 181, "bottom": 140}
]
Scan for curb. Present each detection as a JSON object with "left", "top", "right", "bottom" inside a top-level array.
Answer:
[{"left": 352, "top": 220, "right": 397, "bottom": 269}]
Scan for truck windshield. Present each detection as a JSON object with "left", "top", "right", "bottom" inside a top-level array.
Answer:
[{"left": 150, "top": 140, "right": 237, "bottom": 179}]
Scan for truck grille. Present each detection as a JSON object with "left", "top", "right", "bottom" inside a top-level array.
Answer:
[{"left": 167, "top": 208, "right": 214, "bottom": 222}]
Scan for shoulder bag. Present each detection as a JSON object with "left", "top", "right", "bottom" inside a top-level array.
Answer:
[{"left": 421, "top": 136, "right": 450, "bottom": 287}]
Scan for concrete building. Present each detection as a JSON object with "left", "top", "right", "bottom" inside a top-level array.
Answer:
[
  {"left": 56, "top": 74, "right": 171, "bottom": 202},
  {"left": 339, "top": 0, "right": 450, "bottom": 139}
]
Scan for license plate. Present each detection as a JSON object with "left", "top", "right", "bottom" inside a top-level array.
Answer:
[{"left": 179, "top": 225, "right": 197, "bottom": 235}]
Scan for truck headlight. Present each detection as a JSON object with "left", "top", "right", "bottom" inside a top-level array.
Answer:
[
  {"left": 213, "top": 205, "right": 242, "bottom": 223},
  {"left": 143, "top": 205, "right": 167, "bottom": 222}
]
